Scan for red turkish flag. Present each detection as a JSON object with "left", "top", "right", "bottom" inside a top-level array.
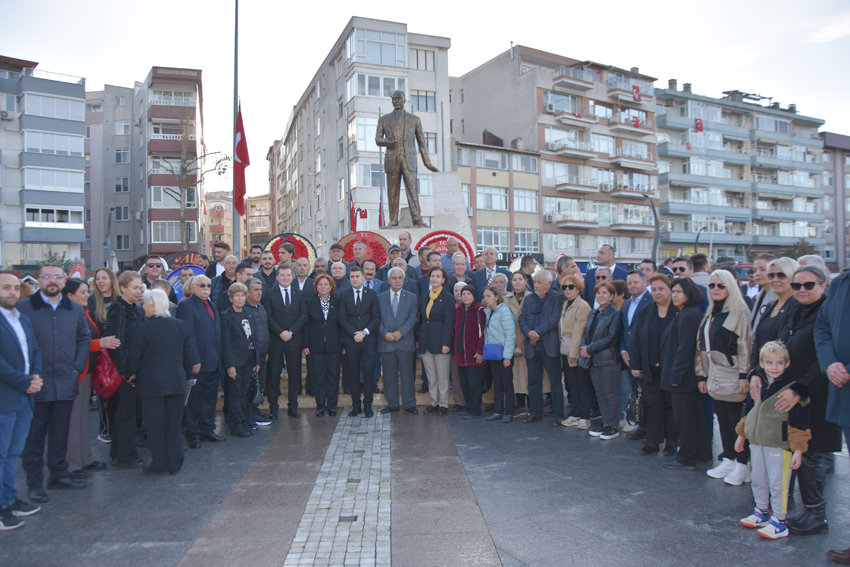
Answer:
[
  {"left": 632, "top": 85, "right": 641, "bottom": 101},
  {"left": 234, "top": 103, "right": 250, "bottom": 216},
  {"left": 686, "top": 142, "right": 692, "bottom": 150},
  {"left": 695, "top": 118, "right": 703, "bottom": 132},
  {"left": 632, "top": 116, "right": 640, "bottom": 128},
  {"left": 359, "top": 208, "right": 368, "bottom": 219}
]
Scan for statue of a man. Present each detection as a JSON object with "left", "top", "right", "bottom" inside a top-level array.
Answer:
[{"left": 375, "top": 90, "right": 438, "bottom": 227}]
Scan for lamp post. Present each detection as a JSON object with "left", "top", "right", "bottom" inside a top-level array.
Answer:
[
  {"left": 694, "top": 226, "right": 707, "bottom": 252},
  {"left": 642, "top": 194, "right": 659, "bottom": 263}
]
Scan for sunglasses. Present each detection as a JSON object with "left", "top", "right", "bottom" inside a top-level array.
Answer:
[
  {"left": 767, "top": 272, "right": 787, "bottom": 280},
  {"left": 672, "top": 266, "right": 688, "bottom": 273},
  {"left": 790, "top": 281, "right": 818, "bottom": 291},
  {"left": 561, "top": 284, "right": 577, "bottom": 290},
  {"left": 146, "top": 263, "right": 163, "bottom": 268},
  {"left": 195, "top": 283, "right": 211, "bottom": 288},
  {"left": 39, "top": 274, "right": 65, "bottom": 280},
  {"left": 707, "top": 283, "right": 726, "bottom": 290},
  {"left": 595, "top": 275, "right": 608, "bottom": 281}
]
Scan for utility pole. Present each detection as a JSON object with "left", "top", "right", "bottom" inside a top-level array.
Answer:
[{"left": 232, "top": 0, "right": 241, "bottom": 258}]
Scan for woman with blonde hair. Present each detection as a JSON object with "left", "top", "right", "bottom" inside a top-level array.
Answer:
[
  {"left": 89, "top": 267, "right": 122, "bottom": 442},
  {"left": 696, "top": 268, "right": 752, "bottom": 485},
  {"left": 750, "top": 257, "right": 800, "bottom": 371},
  {"left": 559, "top": 275, "right": 592, "bottom": 429}
]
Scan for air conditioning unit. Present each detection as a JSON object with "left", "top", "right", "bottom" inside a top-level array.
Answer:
[
  {"left": 545, "top": 103, "right": 556, "bottom": 113},
  {"left": 0, "top": 111, "right": 10, "bottom": 120},
  {"left": 543, "top": 213, "right": 554, "bottom": 223},
  {"left": 466, "top": 207, "right": 473, "bottom": 217},
  {"left": 135, "top": 211, "right": 142, "bottom": 221}
]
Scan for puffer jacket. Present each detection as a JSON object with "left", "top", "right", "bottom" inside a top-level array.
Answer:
[
  {"left": 560, "top": 296, "right": 591, "bottom": 366},
  {"left": 580, "top": 305, "right": 622, "bottom": 367},
  {"left": 453, "top": 302, "right": 486, "bottom": 367},
  {"left": 696, "top": 298, "right": 751, "bottom": 403},
  {"left": 484, "top": 303, "right": 516, "bottom": 361},
  {"left": 17, "top": 292, "right": 90, "bottom": 402}
]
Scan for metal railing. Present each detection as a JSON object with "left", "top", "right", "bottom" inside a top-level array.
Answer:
[
  {"left": 755, "top": 147, "right": 820, "bottom": 164},
  {"left": 607, "top": 77, "right": 654, "bottom": 96},
  {"left": 554, "top": 175, "right": 596, "bottom": 187},
  {"left": 609, "top": 147, "right": 654, "bottom": 161},
  {"left": 150, "top": 99, "right": 196, "bottom": 107},
  {"left": 668, "top": 197, "right": 748, "bottom": 207},
  {"left": 610, "top": 113, "right": 652, "bottom": 129},
  {"left": 24, "top": 69, "right": 85, "bottom": 85},
  {"left": 553, "top": 211, "right": 599, "bottom": 223},
  {"left": 605, "top": 183, "right": 656, "bottom": 194},
  {"left": 752, "top": 173, "right": 817, "bottom": 188},
  {"left": 610, "top": 214, "right": 655, "bottom": 227},
  {"left": 150, "top": 134, "right": 197, "bottom": 141},
  {"left": 553, "top": 65, "right": 597, "bottom": 83},
  {"left": 549, "top": 139, "right": 594, "bottom": 153}
]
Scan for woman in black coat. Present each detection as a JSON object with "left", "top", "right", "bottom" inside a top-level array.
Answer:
[
  {"left": 221, "top": 283, "right": 261, "bottom": 437},
  {"left": 416, "top": 266, "right": 456, "bottom": 415},
  {"left": 661, "top": 278, "right": 710, "bottom": 471},
  {"left": 104, "top": 271, "right": 146, "bottom": 468},
  {"left": 125, "top": 289, "right": 193, "bottom": 474},
  {"left": 302, "top": 274, "right": 342, "bottom": 417}
]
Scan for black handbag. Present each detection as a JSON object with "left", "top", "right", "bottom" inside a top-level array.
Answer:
[
  {"left": 577, "top": 354, "right": 592, "bottom": 369},
  {"left": 626, "top": 385, "right": 643, "bottom": 426},
  {"left": 250, "top": 370, "right": 263, "bottom": 407}
]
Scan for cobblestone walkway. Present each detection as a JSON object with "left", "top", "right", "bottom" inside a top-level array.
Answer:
[{"left": 283, "top": 415, "right": 392, "bottom": 567}]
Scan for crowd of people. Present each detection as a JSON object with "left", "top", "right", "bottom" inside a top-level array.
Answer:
[{"left": 1, "top": 234, "right": 850, "bottom": 562}]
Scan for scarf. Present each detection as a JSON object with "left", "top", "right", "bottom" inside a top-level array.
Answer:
[
  {"left": 426, "top": 286, "right": 442, "bottom": 319},
  {"left": 320, "top": 296, "right": 330, "bottom": 320}
]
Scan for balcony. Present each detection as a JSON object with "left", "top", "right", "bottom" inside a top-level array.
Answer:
[
  {"left": 554, "top": 211, "right": 599, "bottom": 228},
  {"left": 554, "top": 175, "right": 598, "bottom": 194},
  {"left": 656, "top": 114, "right": 691, "bottom": 131},
  {"left": 661, "top": 199, "right": 748, "bottom": 217},
  {"left": 751, "top": 149, "right": 823, "bottom": 173},
  {"left": 210, "top": 224, "right": 225, "bottom": 233},
  {"left": 546, "top": 139, "right": 596, "bottom": 159},
  {"left": 555, "top": 107, "right": 598, "bottom": 127},
  {"left": 752, "top": 231, "right": 825, "bottom": 247},
  {"left": 609, "top": 214, "right": 655, "bottom": 232},
  {"left": 607, "top": 114, "right": 653, "bottom": 136},
  {"left": 607, "top": 77, "right": 654, "bottom": 102},
  {"left": 751, "top": 129, "right": 823, "bottom": 149},
  {"left": 751, "top": 174, "right": 824, "bottom": 198},
  {"left": 660, "top": 229, "right": 752, "bottom": 245},
  {"left": 604, "top": 183, "right": 656, "bottom": 198},
  {"left": 23, "top": 69, "right": 84, "bottom": 85},
  {"left": 752, "top": 205, "right": 822, "bottom": 222},
  {"left": 148, "top": 135, "right": 197, "bottom": 155},
  {"left": 658, "top": 142, "right": 750, "bottom": 165},
  {"left": 552, "top": 66, "right": 595, "bottom": 91},
  {"left": 659, "top": 172, "right": 752, "bottom": 191},
  {"left": 607, "top": 148, "right": 655, "bottom": 171}
]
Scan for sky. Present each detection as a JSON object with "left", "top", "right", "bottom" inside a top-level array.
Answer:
[{"left": 4, "top": 0, "right": 850, "bottom": 201}]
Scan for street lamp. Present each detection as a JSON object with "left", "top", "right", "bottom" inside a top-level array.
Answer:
[
  {"left": 642, "top": 194, "right": 659, "bottom": 263},
  {"left": 694, "top": 226, "right": 708, "bottom": 252}
]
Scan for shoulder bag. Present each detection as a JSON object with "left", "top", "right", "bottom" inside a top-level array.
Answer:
[{"left": 481, "top": 308, "right": 504, "bottom": 361}]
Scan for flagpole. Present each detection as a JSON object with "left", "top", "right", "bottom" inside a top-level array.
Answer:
[
  {"left": 232, "top": 0, "right": 241, "bottom": 259},
  {"left": 378, "top": 106, "right": 383, "bottom": 229}
]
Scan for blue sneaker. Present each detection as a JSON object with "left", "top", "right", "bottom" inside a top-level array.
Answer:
[
  {"left": 740, "top": 508, "right": 770, "bottom": 529},
  {"left": 758, "top": 517, "right": 789, "bottom": 539}
]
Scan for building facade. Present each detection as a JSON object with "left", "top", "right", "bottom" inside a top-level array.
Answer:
[
  {"left": 820, "top": 132, "right": 849, "bottom": 268},
  {"left": 450, "top": 46, "right": 659, "bottom": 265},
  {"left": 242, "top": 193, "right": 270, "bottom": 249},
  {"left": 0, "top": 55, "right": 86, "bottom": 269},
  {"left": 205, "top": 190, "right": 233, "bottom": 250},
  {"left": 268, "top": 17, "right": 451, "bottom": 255},
  {"left": 655, "top": 83, "right": 825, "bottom": 262}
]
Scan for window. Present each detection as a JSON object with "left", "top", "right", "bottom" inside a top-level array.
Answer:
[
  {"left": 589, "top": 101, "right": 612, "bottom": 119},
  {"left": 25, "top": 132, "right": 84, "bottom": 156},
  {"left": 449, "top": 91, "right": 452, "bottom": 104},
  {"left": 461, "top": 119, "right": 465, "bottom": 135},
  {"left": 460, "top": 89, "right": 464, "bottom": 104},
  {"left": 824, "top": 195, "right": 834, "bottom": 210},
  {"left": 339, "top": 178, "right": 345, "bottom": 201},
  {"left": 338, "top": 138, "right": 344, "bottom": 160},
  {"left": 513, "top": 189, "right": 538, "bottom": 213},
  {"left": 24, "top": 206, "right": 84, "bottom": 227},
  {"left": 152, "top": 90, "right": 195, "bottom": 105},
  {"left": 348, "top": 117, "right": 379, "bottom": 152},
  {"left": 512, "top": 155, "right": 538, "bottom": 173},
  {"left": 338, "top": 99, "right": 343, "bottom": 119},
  {"left": 821, "top": 150, "right": 833, "bottom": 162},
  {"left": 462, "top": 183, "right": 470, "bottom": 208},
  {"left": 622, "top": 139, "right": 650, "bottom": 159},
  {"left": 316, "top": 116, "right": 321, "bottom": 136},
  {"left": 755, "top": 115, "right": 790, "bottom": 133},
  {"left": 23, "top": 94, "right": 85, "bottom": 121},
  {"left": 544, "top": 91, "right": 577, "bottom": 113},
  {"left": 151, "top": 186, "right": 196, "bottom": 208},
  {"left": 457, "top": 147, "right": 470, "bottom": 166},
  {"left": 623, "top": 237, "right": 651, "bottom": 253},
  {"left": 114, "top": 206, "right": 130, "bottom": 221},
  {"left": 114, "top": 177, "right": 129, "bottom": 193},
  {"left": 418, "top": 174, "right": 432, "bottom": 195},
  {"left": 115, "top": 235, "right": 130, "bottom": 250},
  {"left": 114, "top": 120, "right": 130, "bottom": 135},
  {"left": 845, "top": 174, "right": 850, "bottom": 188},
  {"left": 86, "top": 154, "right": 90, "bottom": 167},
  {"left": 592, "top": 167, "right": 616, "bottom": 188},
  {"left": 315, "top": 152, "right": 321, "bottom": 174},
  {"left": 846, "top": 197, "right": 850, "bottom": 213},
  {"left": 591, "top": 134, "right": 615, "bottom": 154},
  {"left": 151, "top": 158, "right": 180, "bottom": 173},
  {"left": 425, "top": 133, "right": 437, "bottom": 153},
  {"left": 413, "top": 49, "right": 435, "bottom": 71},
  {"left": 5, "top": 94, "right": 19, "bottom": 112},
  {"left": 477, "top": 227, "right": 509, "bottom": 253},
  {"left": 84, "top": 182, "right": 90, "bottom": 194},
  {"left": 477, "top": 185, "right": 508, "bottom": 210},
  {"left": 845, "top": 155, "right": 850, "bottom": 165},
  {"left": 115, "top": 149, "right": 130, "bottom": 163},
  {"left": 547, "top": 233, "right": 579, "bottom": 251},
  {"left": 544, "top": 161, "right": 580, "bottom": 182},
  {"left": 476, "top": 150, "right": 508, "bottom": 170},
  {"left": 116, "top": 96, "right": 125, "bottom": 106},
  {"left": 85, "top": 126, "right": 90, "bottom": 139},
  {"left": 151, "top": 221, "right": 197, "bottom": 243},
  {"left": 356, "top": 163, "right": 383, "bottom": 187},
  {"left": 514, "top": 230, "right": 540, "bottom": 253},
  {"left": 23, "top": 168, "right": 84, "bottom": 192},
  {"left": 85, "top": 209, "right": 91, "bottom": 222},
  {"left": 86, "top": 102, "right": 102, "bottom": 113},
  {"left": 410, "top": 90, "right": 435, "bottom": 112},
  {"left": 151, "top": 122, "right": 184, "bottom": 137},
  {"left": 593, "top": 201, "right": 616, "bottom": 225},
  {"left": 346, "top": 74, "right": 407, "bottom": 101},
  {"left": 346, "top": 29, "right": 407, "bottom": 67}
]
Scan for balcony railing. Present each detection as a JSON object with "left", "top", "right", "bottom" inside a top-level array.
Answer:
[
  {"left": 610, "top": 113, "right": 652, "bottom": 129},
  {"left": 554, "top": 211, "right": 599, "bottom": 223},
  {"left": 604, "top": 183, "right": 656, "bottom": 195},
  {"left": 552, "top": 65, "right": 597, "bottom": 83},
  {"left": 609, "top": 147, "right": 653, "bottom": 161},
  {"left": 668, "top": 197, "right": 749, "bottom": 207},
  {"left": 607, "top": 77, "right": 654, "bottom": 96},
  {"left": 752, "top": 174, "right": 817, "bottom": 188},
  {"left": 609, "top": 214, "right": 655, "bottom": 227},
  {"left": 755, "top": 148, "right": 820, "bottom": 164},
  {"left": 25, "top": 69, "right": 85, "bottom": 85},
  {"left": 150, "top": 99, "right": 196, "bottom": 107},
  {"left": 150, "top": 134, "right": 197, "bottom": 141},
  {"left": 554, "top": 175, "right": 596, "bottom": 187},
  {"left": 549, "top": 139, "right": 594, "bottom": 153}
]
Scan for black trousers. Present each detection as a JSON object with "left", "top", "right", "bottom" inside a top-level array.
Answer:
[
  {"left": 490, "top": 359, "right": 514, "bottom": 415},
  {"left": 671, "top": 390, "right": 712, "bottom": 466},
  {"left": 268, "top": 344, "right": 301, "bottom": 412},
  {"left": 311, "top": 351, "right": 341, "bottom": 411},
  {"left": 527, "top": 350, "right": 565, "bottom": 419},
  {"left": 111, "top": 379, "right": 140, "bottom": 463},
  {"left": 458, "top": 365, "right": 485, "bottom": 415},
  {"left": 141, "top": 395, "right": 184, "bottom": 473},
  {"left": 22, "top": 400, "right": 74, "bottom": 487},
  {"left": 225, "top": 360, "right": 254, "bottom": 433},
  {"left": 713, "top": 399, "right": 748, "bottom": 464},
  {"left": 184, "top": 371, "right": 219, "bottom": 441},
  {"left": 563, "top": 359, "right": 592, "bottom": 419},
  {"left": 642, "top": 378, "right": 676, "bottom": 445},
  {"left": 341, "top": 353, "right": 351, "bottom": 392},
  {"left": 347, "top": 342, "right": 376, "bottom": 410},
  {"left": 97, "top": 393, "right": 117, "bottom": 437},
  {"left": 246, "top": 356, "right": 266, "bottom": 416}
]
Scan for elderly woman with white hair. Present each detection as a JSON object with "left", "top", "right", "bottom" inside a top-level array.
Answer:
[
  {"left": 125, "top": 289, "right": 193, "bottom": 474},
  {"left": 696, "top": 269, "right": 753, "bottom": 485}
]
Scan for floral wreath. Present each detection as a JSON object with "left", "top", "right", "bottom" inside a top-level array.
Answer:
[
  {"left": 263, "top": 233, "right": 317, "bottom": 272},
  {"left": 338, "top": 231, "right": 391, "bottom": 267},
  {"left": 415, "top": 230, "right": 474, "bottom": 264}
]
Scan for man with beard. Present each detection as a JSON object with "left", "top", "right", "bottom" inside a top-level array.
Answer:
[{"left": 257, "top": 251, "right": 278, "bottom": 289}]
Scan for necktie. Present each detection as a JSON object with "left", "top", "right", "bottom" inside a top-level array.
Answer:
[
  {"left": 392, "top": 293, "right": 398, "bottom": 316},
  {"left": 204, "top": 301, "right": 215, "bottom": 321},
  {"left": 284, "top": 288, "right": 290, "bottom": 307},
  {"left": 487, "top": 269, "right": 493, "bottom": 285},
  {"left": 356, "top": 289, "right": 361, "bottom": 306}
]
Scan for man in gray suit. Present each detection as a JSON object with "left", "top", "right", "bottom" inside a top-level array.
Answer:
[{"left": 378, "top": 267, "right": 419, "bottom": 414}]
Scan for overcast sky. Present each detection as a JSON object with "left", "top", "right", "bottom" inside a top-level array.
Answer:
[{"left": 4, "top": 0, "right": 850, "bottom": 201}]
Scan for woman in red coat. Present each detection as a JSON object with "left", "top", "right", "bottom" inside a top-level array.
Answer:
[{"left": 454, "top": 285, "right": 486, "bottom": 418}]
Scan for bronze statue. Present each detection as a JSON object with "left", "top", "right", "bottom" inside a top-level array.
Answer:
[{"left": 375, "top": 90, "right": 438, "bottom": 227}]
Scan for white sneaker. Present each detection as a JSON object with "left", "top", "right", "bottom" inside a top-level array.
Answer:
[
  {"left": 561, "top": 416, "right": 581, "bottom": 427},
  {"left": 622, "top": 423, "right": 637, "bottom": 433},
  {"left": 577, "top": 419, "right": 591, "bottom": 430},
  {"left": 757, "top": 517, "right": 788, "bottom": 539},
  {"left": 724, "top": 462, "right": 751, "bottom": 486},
  {"left": 706, "top": 457, "right": 736, "bottom": 479}
]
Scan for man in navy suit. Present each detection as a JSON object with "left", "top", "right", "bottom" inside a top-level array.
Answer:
[
  {"left": 177, "top": 275, "right": 225, "bottom": 447},
  {"left": 0, "top": 274, "right": 43, "bottom": 528},
  {"left": 339, "top": 267, "right": 381, "bottom": 417},
  {"left": 619, "top": 270, "right": 653, "bottom": 438},
  {"left": 470, "top": 246, "right": 512, "bottom": 302},
  {"left": 362, "top": 260, "right": 384, "bottom": 294},
  {"left": 583, "top": 244, "right": 628, "bottom": 303}
]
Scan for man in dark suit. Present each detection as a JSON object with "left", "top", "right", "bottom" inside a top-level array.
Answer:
[
  {"left": 391, "top": 258, "right": 420, "bottom": 294},
  {"left": 470, "top": 246, "right": 512, "bottom": 302},
  {"left": 176, "top": 275, "right": 224, "bottom": 448},
  {"left": 0, "top": 274, "right": 43, "bottom": 526},
  {"left": 619, "top": 270, "right": 653, "bottom": 440},
  {"left": 205, "top": 241, "right": 231, "bottom": 279},
  {"left": 378, "top": 267, "right": 419, "bottom": 414},
  {"left": 418, "top": 251, "right": 459, "bottom": 296},
  {"left": 294, "top": 257, "right": 315, "bottom": 295},
  {"left": 338, "top": 267, "right": 381, "bottom": 417},
  {"left": 519, "top": 270, "right": 566, "bottom": 425},
  {"left": 257, "top": 251, "right": 278, "bottom": 289},
  {"left": 583, "top": 244, "right": 628, "bottom": 303},
  {"left": 262, "top": 265, "right": 308, "bottom": 419}
]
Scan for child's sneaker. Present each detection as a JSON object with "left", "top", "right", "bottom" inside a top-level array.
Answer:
[
  {"left": 740, "top": 508, "right": 771, "bottom": 528},
  {"left": 757, "top": 517, "right": 789, "bottom": 539}
]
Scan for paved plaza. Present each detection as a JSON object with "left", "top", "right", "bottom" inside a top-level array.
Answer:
[{"left": 1, "top": 408, "right": 847, "bottom": 567}]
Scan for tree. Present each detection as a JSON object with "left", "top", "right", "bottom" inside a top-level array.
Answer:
[
  {"left": 784, "top": 238, "right": 816, "bottom": 260},
  {"left": 37, "top": 251, "right": 79, "bottom": 274}
]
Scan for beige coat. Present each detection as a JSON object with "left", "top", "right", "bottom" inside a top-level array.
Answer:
[
  {"left": 560, "top": 296, "right": 591, "bottom": 367},
  {"left": 696, "top": 304, "right": 752, "bottom": 403}
]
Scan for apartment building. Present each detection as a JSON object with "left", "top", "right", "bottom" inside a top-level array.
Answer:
[
  {"left": 242, "top": 193, "right": 270, "bottom": 249},
  {"left": 450, "top": 46, "right": 658, "bottom": 265},
  {"left": 655, "top": 83, "right": 825, "bottom": 262},
  {"left": 206, "top": 190, "right": 233, "bottom": 250},
  {"left": 0, "top": 55, "right": 86, "bottom": 269},
  {"left": 820, "top": 132, "right": 850, "bottom": 268},
  {"left": 268, "top": 17, "right": 451, "bottom": 255}
]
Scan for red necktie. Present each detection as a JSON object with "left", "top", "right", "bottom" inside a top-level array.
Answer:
[
  {"left": 487, "top": 269, "right": 493, "bottom": 285},
  {"left": 205, "top": 301, "right": 215, "bottom": 321}
]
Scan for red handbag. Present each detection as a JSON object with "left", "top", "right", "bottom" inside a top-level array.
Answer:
[{"left": 92, "top": 350, "right": 122, "bottom": 398}]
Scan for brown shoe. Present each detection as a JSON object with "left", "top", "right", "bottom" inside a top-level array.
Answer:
[
  {"left": 522, "top": 416, "right": 542, "bottom": 424},
  {"left": 626, "top": 429, "right": 646, "bottom": 441},
  {"left": 827, "top": 548, "right": 850, "bottom": 565},
  {"left": 438, "top": 407, "right": 448, "bottom": 415},
  {"left": 424, "top": 405, "right": 438, "bottom": 414}
]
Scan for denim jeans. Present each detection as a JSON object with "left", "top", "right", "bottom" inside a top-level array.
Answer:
[{"left": 0, "top": 397, "right": 33, "bottom": 507}]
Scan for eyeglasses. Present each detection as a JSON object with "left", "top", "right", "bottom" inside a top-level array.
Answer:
[
  {"left": 146, "top": 263, "right": 162, "bottom": 269},
  {"left": 767, "top": 272, "right": 787, "bottom": 280},
  {"left": 672, "top": 267, "right": 688, "bottom": 273},
  {"left": 707, "top": 283, "right": 727, "bottom": 290},
  {"left": 195, "top": 283, "right": 211, "bottom": 288},
  {"left": 39, "top": 274, "right": 65, "bottom": 280},
  {"left": 595, "top": 275, "right": 608, "bottom": 281},
  {"left": 790, "top": 281, "right": 818, "bottom": 291},
  {"left": 561, "top": 284, "right": 577, "bottom": 290}
]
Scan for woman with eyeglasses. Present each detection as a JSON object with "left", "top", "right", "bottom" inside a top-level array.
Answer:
[
  {"left": 89, "top": 268, "right": 121, "bottom": 444},
  {"left": 749, "top": 257, "right": 800, "bottom": 371},
  {"left": 559, "top": 275, "right": 592, "bottom": 429},
  {"left": 696, "top": 269, "right": 752, "bottom": 485}
]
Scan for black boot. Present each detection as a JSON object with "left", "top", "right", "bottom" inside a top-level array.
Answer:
[
  {"left": 788, "top": 452, "right": 828, "bottom": 535},
  {"left": 788, "top": 504, "right": 828, "bottom": 535}
]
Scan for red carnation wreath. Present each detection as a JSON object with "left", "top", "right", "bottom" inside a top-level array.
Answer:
[
  {"left": 337, "top": 231, "right": 391, "bottom": 266},
  {"left": 415, "top": 230, "right": 474, "bottom": 264},
  {"left": 263, "top": 233, "right": 318, "bottom": 272}
]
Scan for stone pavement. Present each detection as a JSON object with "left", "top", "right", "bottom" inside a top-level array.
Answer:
[{"left": 1, "top": 408, "right": 847, "bottom": 567}]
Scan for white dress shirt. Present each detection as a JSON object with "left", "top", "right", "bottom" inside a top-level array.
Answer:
[
  {"left": 40, "top": 291, "right": 61, "bottom": 311},
  {"left": 1, "top": 306, "right": 30, "bottom": 374},
  {"left": 279, "top": 285, "right": 291, "bottom": 306}
]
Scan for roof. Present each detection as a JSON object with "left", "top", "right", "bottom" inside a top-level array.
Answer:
[
  {"left": 655, "top": 88, "right": 825, "bottom": 126},
  {"left": 0, "top": 55, "right": 39, "bottom": 70}
]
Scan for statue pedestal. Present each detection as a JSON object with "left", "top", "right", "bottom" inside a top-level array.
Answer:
[{"left": 380, "top": 171, "right": 474, "bottom": 250}]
